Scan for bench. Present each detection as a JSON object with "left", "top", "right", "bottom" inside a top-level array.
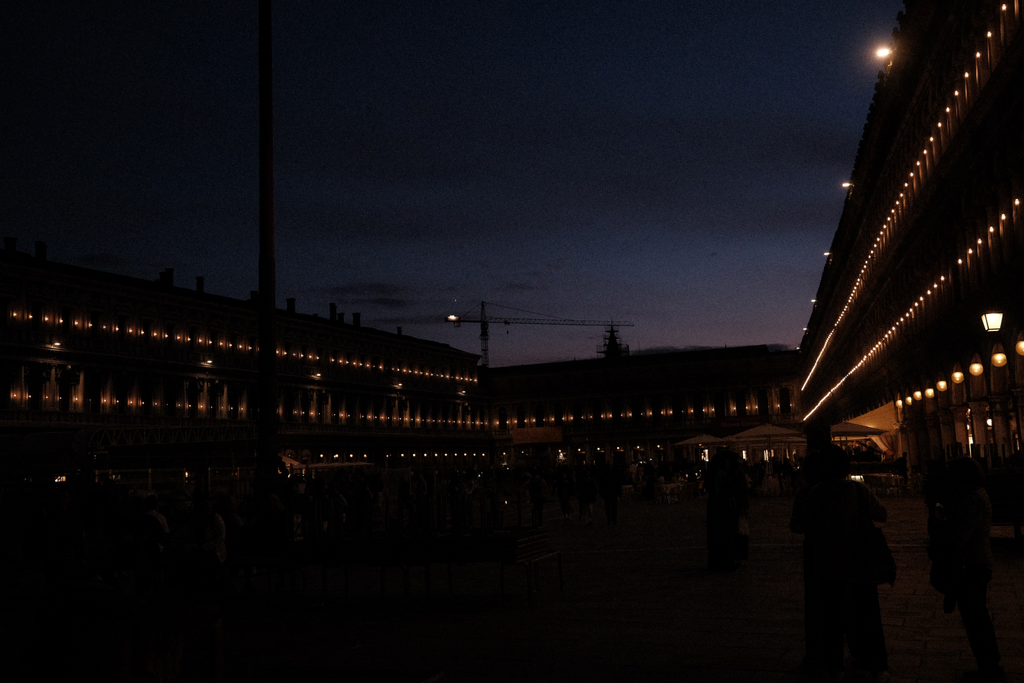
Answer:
[{"left": 497, "top": 531, "right": 563, "bottom": 606}]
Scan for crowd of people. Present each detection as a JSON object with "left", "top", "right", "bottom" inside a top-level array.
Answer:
[{"left": 0, "top": 445, "right": 1008, "bottom": 683}]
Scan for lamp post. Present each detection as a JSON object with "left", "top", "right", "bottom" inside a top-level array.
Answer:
[{"left": 981, "top": 311, "right": 1003, "bottom": 331}]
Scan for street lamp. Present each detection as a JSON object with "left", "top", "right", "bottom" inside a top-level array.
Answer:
[
  {"left": 981, "top": 311, "right": 1003, "bottom": 331},
  {"left": 952, "top": 364, "right": 965, "bottom": 384}
]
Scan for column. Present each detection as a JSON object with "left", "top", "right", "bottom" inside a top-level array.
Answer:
[
  {"left": 938, "top": 409, "right": 958, "bottom": 458},
  {"left": 951, "top": 405, "right": 970, "bottom": 454},
  {"left": 969, "top": 401, "right": 991, "bottom": 463},
  {"left": 924, "top": 412, "right": 943, "bottom": 461},
  {"left": 1015, "top": 389, "right": 1024, "bottom": 455},
  {"left": 990, "top": 395, "right": 1013, "bottom": 464}
]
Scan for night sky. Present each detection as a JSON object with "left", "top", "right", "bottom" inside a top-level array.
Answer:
[{"left": 2, "top": 1, "right": 904, "bottom": 366}]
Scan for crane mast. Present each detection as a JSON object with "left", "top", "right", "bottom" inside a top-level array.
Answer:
[{"left": 446, "top": 301, "right": 633, "bottom": 367}]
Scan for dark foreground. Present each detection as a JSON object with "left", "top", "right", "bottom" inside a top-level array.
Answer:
[{"left": 3, "top": 494, "right": 1022, "bottom": 683}]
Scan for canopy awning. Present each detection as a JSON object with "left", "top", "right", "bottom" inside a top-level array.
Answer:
[{"left": 831, "top": 422, "right": 888, "bottom": 438}]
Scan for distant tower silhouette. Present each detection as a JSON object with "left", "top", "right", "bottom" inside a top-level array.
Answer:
[{"left": 599, "top": 326, "right": 629, "bottom": 359}]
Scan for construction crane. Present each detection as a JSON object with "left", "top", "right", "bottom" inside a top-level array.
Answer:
[{"left": 446, "top": 301, "right": 634, "bottom": 367}]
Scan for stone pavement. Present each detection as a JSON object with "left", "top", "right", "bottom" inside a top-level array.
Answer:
[{"left": 211, "top": 493, "right": 1024, "bottom": 683}]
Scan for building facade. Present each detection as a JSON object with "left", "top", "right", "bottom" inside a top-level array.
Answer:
[
  {"left": 486, "top": 341, "right": 801, "bottom": 465},
  {"left": 800, "top": 0, "right": 1024, "bottom": 468},
  {"left": 2, "top": 239, "right": 805, "bottom": 476},
  {"left": 0, "top": 238, "right": 491, "bottom": 475}
]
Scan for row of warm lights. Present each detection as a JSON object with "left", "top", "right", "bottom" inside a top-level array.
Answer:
[
  {"left": 805, "top": 304, "right": 1023, "bottom": 423},
  {"left": 806, "top": 11, "right": 1015, "bottom": 390},
  {"left": 895, "top": 348, "right": 1015, "bottom": 407},
  {"left": 13, "top": 311, "right": 260, "bottom": 350},
  {"left": 805, "top": 209, "right": 1009, "bottom": 405},
  {"left": 11, "top": 312, "right": 480, "bottom": 381},
  {"left": 385, "top": 452, "right": 484, "bottom": 457},
  {"left": 804, "top": 201, "right": 1017, "bottom": 411},
  {"left": 5, "top": 395, "right": 775, "bottom": 422}
]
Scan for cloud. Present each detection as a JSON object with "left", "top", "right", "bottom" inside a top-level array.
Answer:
[{"left": 317, "top": 282, "right": 415, "bottom": 310}]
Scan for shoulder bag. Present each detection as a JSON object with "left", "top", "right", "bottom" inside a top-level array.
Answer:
[{"left": 855, "top": 483, "right": 897, "bottom": 586}]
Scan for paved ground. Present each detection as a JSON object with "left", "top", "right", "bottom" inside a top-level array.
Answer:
[
  {"left": 210, "top": 493, "right": 1024, "bottom": 683},
  {"left": 1, "top": 492, "right": 1020, "bottom": 682}
]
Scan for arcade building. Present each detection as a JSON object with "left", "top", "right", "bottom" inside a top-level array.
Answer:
[
  {"left": 1, "top": 239, "right": 802, "bottom": 481},
  {"left": 0, "top": 238, "right": 491, "bottom": 480},
  {"left": 800, "top": 0, "right": 1024, "bottom": 470}
]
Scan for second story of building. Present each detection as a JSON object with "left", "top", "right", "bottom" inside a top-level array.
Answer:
[{"left": 483, "top": 345, "right": 801, "bottom": 435}]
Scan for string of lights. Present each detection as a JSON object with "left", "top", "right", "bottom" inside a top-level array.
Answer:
[{"left": 802, "top": 2, "right": 1020, "bottom": 420}]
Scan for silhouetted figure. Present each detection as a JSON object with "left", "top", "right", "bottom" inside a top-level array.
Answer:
[
  {"left": 599, "top": 463, "right": 622, "bottom": 525},
  {"left": 23, "top": 489, "right": 85, "bottom": 588},
  {"left": 350, "top": 472, "right": 374, "bottom": 536},
  {"left": 730, "top": 453, "right": 750, "bottom": 561},
  {"left": 577, "top": 468, "right": 597, "bottom": 526},
  {"left": 555, "top": 467, "right": 576, "bottom": 520},
  {"left": 412, "top": 470, "right": 430, "bottom": 533},
  {"left": 895, "top": 454, "right": 909, "bottom": 488},
  {"left": 132, "top": 495, "right": 167, "bottom": 595},
  {"left": 791, "top": 445, "right": 888, "bottom": 682},
  {"left": 527, "top": 471, "right": 548, "bottom": 528},
  {"left": 931, "top": 458, "right": 1003, "bottom": 683},
  {"left": 705, "top": 450, "right": 743, "bottom": 571}
]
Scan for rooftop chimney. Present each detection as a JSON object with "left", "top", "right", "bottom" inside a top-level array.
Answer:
[
  {"left": 4, "top": 237, "right": 16, "bottom": 252},
  {"left": 352, "top": 312, "right": 361, "bottom": 328},
  {"left": 397, "top": 326, "right": 402, "bottom": 336},
  {"left": 196, "top": 276, "right": 204, "bottom": 294},
  {"left": 329, "top": 303, "right": 337, "bottom": 322},
  {"left": 158, "top": 268, "right": 174, "bottom": 286},
  {"left": 286, "top": 298, "right": 295, "bottom": 314},
  {"left": 35, "top": 241, "right": 47, "bottom": 261}
]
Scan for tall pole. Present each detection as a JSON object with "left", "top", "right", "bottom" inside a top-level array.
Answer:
[
  {"left": 479, "top": 301, "right": 489, "bottom": 368},
  {"left": 256, "top": 0, "right": 279, "bottom": 488}
]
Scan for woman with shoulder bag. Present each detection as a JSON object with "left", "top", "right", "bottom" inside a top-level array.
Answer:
[{"left": 792, "top": 445, "right": 890, "bottom": 683}]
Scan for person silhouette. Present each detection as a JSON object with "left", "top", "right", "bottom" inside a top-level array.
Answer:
[{"left": 791, "top": 445, "right": 889, "bottom": 682}]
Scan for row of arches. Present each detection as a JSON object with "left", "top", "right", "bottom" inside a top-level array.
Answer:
[{"left": 890, "top": 331, "right": 1024, "bottom": 466}]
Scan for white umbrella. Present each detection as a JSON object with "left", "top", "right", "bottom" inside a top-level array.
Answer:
[
  {"left": 674, "top": 433, "right": 732, "bottom": 446},
  {"left": 727, "top": 423, "right": 805, "bottom": 461},
  {"left": 728, "top": 423, "right": 806, "bottom": 441}
]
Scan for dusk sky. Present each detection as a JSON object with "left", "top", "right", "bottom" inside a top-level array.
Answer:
[{"left": 2, "top": 1, "right": 904, "bottom": 366}]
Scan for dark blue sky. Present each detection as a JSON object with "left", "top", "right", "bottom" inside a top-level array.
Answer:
[{"left": 1, "top": 1, "right": 904, "bottom": 366}]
